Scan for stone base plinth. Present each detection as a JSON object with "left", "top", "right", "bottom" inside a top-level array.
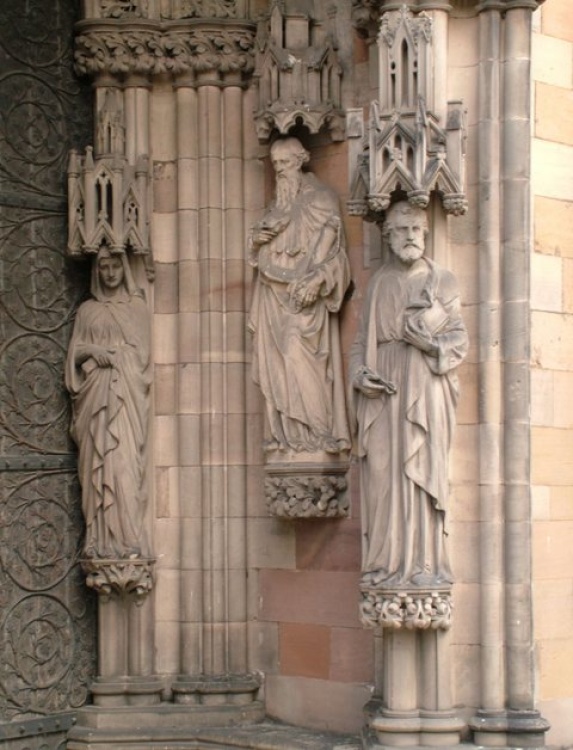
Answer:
[
  {"left": 90, "top": 676, "right": 163, "bottom": 707},
  {"left": 66, "top": 703, "right": 267, "bottom": 749},
  {"left": 68, "top": 674, "right": 266, "bottom": 748},
  {"left": 172, "top": 673, "right": 262, "bottom": 707},
  {"left": 469, "top": 709, "right": 550, "bottom": 749},
  {"left": 364, "top": 709, "right": 466, "bottom": 749}
]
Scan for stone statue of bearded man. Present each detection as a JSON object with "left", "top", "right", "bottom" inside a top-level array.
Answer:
[
  {"left": 350, "top": 201, "right": 468, "bottom": 590},
  {"left": 248, "top": 138, "right": 351, "bottom": 455}
]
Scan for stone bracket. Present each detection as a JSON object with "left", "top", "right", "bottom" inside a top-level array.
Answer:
[
  {"left": 81, "top": 558, "right": 155, "bottom": 602},
  {"left": 265, "top": 462, "right": 350, "bottom": 519}
]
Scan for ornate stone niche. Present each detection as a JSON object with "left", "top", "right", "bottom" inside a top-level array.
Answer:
[
  {"left": 253, "top": 0, "right": 345, "bottom": 142},
  {"left": 348, "top": 5, "right": 467, "bottom": 220}
]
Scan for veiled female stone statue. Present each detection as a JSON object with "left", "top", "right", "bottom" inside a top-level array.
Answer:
[{"left": 66, "top": 247, "right": 151, "bottom": 560}]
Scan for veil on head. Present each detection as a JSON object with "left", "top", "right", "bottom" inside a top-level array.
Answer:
[{"left": 90, "top": 245, "right": 139, "bottom": 301}]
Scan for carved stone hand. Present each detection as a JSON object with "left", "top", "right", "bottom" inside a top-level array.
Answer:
[{"left": 353, "top": 367, "right": 397, "bottom": 398}]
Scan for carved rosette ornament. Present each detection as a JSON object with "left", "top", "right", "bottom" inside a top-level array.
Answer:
[
  {"left": 81, "top": 558, "right": 155, "bottom": 602},
  {"left": 360, "top": 587, "right": 453, "bottom": 630}
]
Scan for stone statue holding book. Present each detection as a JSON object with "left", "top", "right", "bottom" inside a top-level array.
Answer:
[{"left": 350, "top": 201, "right": 468, "bottom": 589}]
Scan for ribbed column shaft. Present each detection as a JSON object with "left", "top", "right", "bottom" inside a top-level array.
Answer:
[
  {"left": 477, "top": 6, "right": 505, "bottom": 713},
  {"left": 502, "top": 6, "right": 535, "bottom": 711}
]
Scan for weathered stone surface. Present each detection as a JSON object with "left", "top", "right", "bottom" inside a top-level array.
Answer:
[
  {"left": 350, "top": 202, "right": 468, "bottom": 592},
  {"left": 249, "top": 138, "right": 351, "bottom": 457},
  {"left": 66, "top": 246, "right": 152, "bottom": 565}
]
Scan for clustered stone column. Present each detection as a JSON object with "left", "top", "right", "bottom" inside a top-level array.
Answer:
[
  {"left": 66, "top": 61, "right": 160, "bottom": 708},
  {"left": 170, "top": 54, "right": 262, "bottom": 713},
  {"left": 469, "top": 1, "right": 550, "bottom": 745},
  {"left": 349, "top": 2, "right": 468, "bottom": 748},
  {"left": 67, "top": 2, "right": 264, "bottom": 740},
  {"left": 350, "top": 1, "right": 549, "bottom": 749}
]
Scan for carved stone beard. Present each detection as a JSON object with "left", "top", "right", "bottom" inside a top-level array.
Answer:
[
  {"left": 393, "top": 244, "right": 424, "bottom": 264},
  {"left": 275, "top": 171, "right": 302, "bottom": 210}
]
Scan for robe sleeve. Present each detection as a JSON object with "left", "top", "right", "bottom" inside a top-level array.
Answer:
[{"left": 427, "top": 271, "right": 469, "bottom": 375}]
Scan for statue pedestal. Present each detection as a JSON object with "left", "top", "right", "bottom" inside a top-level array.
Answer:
[
  {"left": 361, "top": 586, "right": 464, "bottom": 749},
  {"left": 81, "top": 558, "right": 162, "bottom": 707},
  {"left": 264, "top": 450, "right": 350, "bottom": 519}
]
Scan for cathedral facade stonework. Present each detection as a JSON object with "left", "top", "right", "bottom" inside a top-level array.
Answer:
[{"left": 0, "top": 0, "right": 571, "bottom": 748}]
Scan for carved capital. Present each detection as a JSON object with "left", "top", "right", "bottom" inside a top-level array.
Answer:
[
  {"left": 360, "top": 588, "right": 453, "bottom": 630},
  {"left": 81, "top": 558, "right": 155, "bottom": 602},
  {"left": 74, "top": 20, "right": 256, "bottom": 83},
  {"left": 367, "top": 193, "right": 392, "bottom": 214},
  {"left": 265, "top": 464, "right": 349, "bottom": 519}
]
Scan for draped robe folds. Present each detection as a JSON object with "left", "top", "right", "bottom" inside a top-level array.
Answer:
[
  {"left": 248, "top": 173, "right": 351, "bottom": 453},
  {"left": 350, "top": 258, "right": 468, "bottom": 587},
  {"left": 66, "top": 293, "right": 151, "bottom": 559}
]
